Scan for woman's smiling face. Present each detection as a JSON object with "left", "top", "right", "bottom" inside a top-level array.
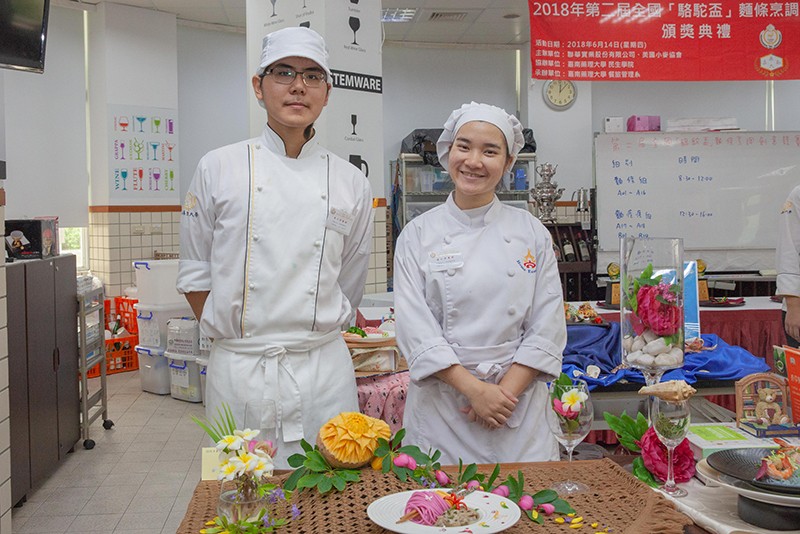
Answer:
[{"left": 448, "top": 121, "right": 512, "bottom": 210}]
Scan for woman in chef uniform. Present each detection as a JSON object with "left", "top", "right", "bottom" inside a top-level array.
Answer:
[
  {"left": 776, "top": 185, "right": 800, "bottom": 348},
  {"left": 177, "top": 27, "right": 373, "bottom": 468},
  {"left": 394, "top": 102, "right": 565, "bottom": 464}
]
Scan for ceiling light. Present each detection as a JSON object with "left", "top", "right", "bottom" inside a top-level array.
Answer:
[{"left": 381, "top": 8, "right": 416, "bottom": 23}]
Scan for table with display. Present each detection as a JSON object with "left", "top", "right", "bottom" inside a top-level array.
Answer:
[{"left": 177, "top": 456, "right": 713, "bottom": 533}]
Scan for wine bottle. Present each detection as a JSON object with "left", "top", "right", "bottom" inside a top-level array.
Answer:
[
  {"left": 562, "top": 233, "right": 577, "bottom": 262},
  {"left": 576, "top": 231, "right": 591, "bottom": 261}
]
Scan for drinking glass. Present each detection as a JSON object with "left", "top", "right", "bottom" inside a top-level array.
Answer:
[
  {"left": 349, "top": 17, "right": 360, "bottom": 45},
  {"left": 152, "top": 116, "right": 162, "bottom": 133},
  {"left": 135, "top": 116, "right": 146, "bottom": 132},
  {"left": 243, "top": 399, "right": 278, "bottom": 449},
  {"left": 652, "top": 398, "right": 691, "bottom": 498},
  {"left": 545, "top": 379, "right": 593, "bottom": 495},
  {"left": 166, "top": 142, "right": 175, "bottom": 162},
  {"left": 119, "top": 141, "right": 126, "bottom": 160},
  {"left": 152, "top": 167, "right": 161, "bottom": 191},
  {"left": 151, "top": 142, "right": 160, "bottom": 161},
  {"left": 118, "top": 116, "right": 129, "bottom": 132},
  {"left": 350, "top": 114, "right": 357, "bottom": 135},
  {"left": 270, "top": 0, "right": 277, "bottom": 17},
  {"left": 120, "top": 169, "right": 128, "bottom": 190}
]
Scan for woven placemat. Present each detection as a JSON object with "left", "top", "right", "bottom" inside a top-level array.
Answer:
[{"left": 177, "top": 458, "right": 692, "bottom": 533}]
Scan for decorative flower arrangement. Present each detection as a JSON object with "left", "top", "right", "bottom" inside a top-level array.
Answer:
[
  {"left": 621, "top": 263, "right": 684, "bottom": 369},
  {"left": 193, "top": 406, "right": 295, "bottom": 533},
  {"left": 551, "top": 373, "right": 589, "bottom": 429},
  {"left": 603, "top": 411, "right": 695, "bottom": 486}
]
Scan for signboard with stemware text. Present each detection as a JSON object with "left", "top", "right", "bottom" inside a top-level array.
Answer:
[{"left": 108, "top": 105, "right": 179, "bottom": 202}]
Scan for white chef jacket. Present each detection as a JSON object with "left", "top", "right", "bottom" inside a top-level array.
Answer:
[
  {"left": 177, "top": 125, "right": 373, "bottom": 467},
  {"left": 776, "top": 184, "right": 800, "bottom": 311},
  {"left": 394, "top": 195, "right": 565, "bottom": 464}
]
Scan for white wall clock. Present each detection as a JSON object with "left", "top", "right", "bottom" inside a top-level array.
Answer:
[{"left": 542, "top": 80, "right": 577, "bottom": 111}]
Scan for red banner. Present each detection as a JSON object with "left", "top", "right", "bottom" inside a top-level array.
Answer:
[{"left": 529, "top": 1, "right": 800, "bottom": 81}]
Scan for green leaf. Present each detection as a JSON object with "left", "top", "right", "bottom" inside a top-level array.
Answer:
[
  {"left": 461, "top": 463, "right": 478, "bottom": 482},
  {"left": 517, "top": 470, "right": 525, "bottom": 491},
  {"left": 339, "top": 470, "right": 361, "bottom": 482},
  {"left": 374, "top": 441, "right": 390, "bottom": 458},
  {"left": 297, "top": 472, "right": 325, "bottom": 489},
  {"left": 552, "top": 498, "right": 575, "bottom": 515},
  {"left": 283, "top": 467, "right": 306, "bottom": 491},
  {"left": 555, "top": 372, "right": 574, "bottom": 388},
  {"left": 381, "top": 455, "right": 392, "bottom": 473},
  {"left": 485, "top": 463, "right": 501, "bottom": 489},
  {"left": 532, "top": 489, "right": 557, "bottom": 504},
  {"left": 317, "top": 476, "right": 333, "bottom": 494},
  {"left": 431, "top": 449, "right": 441, "bottom": 463},
  {"left": 391, "top": 428, "right": 406, "bottom": 448},
  {"left": 287, "top": 453, "right": 307, "bottom": 469},
  {"left": 331, "top": 474, "right": 346, "bottom": 492},
  {"left": 300, "top": 439, "right": 314, "bottom": 453},
  {"left": 304, "top": 451, "right": 330, "bottom": 472},
  {"left": 632, "top": 457, "right": 659, "bottom": 488},
  {"left": 396, "top": 467, "right": 408, "bottom": 482}
]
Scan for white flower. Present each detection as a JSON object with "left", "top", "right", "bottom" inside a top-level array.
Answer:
[
  {"left": 235, "top": 428, "right": 260, "bottom": 441},
  {"left": 217, "top": 434, "right": 244, "bottom": 451},
  {"left": 218, "top": 459, "right": 241, "bottom": 481},
  {"left": 252, "top": 456, "right": 274, "bottom": 478}
]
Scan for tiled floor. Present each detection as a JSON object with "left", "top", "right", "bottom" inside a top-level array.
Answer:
[{"left": 12, "top": 371, "right": 206, "bottom": 533}]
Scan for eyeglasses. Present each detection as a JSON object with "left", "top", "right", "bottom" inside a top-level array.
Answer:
[{"left": 262, "top": 67, "right": 328, "bottom": 87}]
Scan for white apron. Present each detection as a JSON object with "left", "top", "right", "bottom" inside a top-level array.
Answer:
[{"left": 206, "top": 332, "right": 358, "bottom": 469}]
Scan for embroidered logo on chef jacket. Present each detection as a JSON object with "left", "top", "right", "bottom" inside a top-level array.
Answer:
[
  {"left": 516, "top": 249, "right": 537, "bottom": 273},
  {"left": 781, "top": 200, "right": 793, "bottom": 214},
  {"left": 181, "top": 192, "right": 199, "bottom": 218},
  {"left": 326, "top": 207, "right": 355, "bottom": 236},
  {"left": 429, "top": 251, "right": 463, "bottom": 272}
]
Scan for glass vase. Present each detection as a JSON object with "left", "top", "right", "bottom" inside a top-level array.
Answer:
[
  {"left": 620, "top": 237, "right": 684, "bottom": 387},
  {"left": 218, "top": 485, "right": 267, "bottom": 524}
]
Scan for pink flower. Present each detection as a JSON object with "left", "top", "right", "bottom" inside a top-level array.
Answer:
[
  {"left": 466, "top": 480, "right": 481, "bottom": 490},
  {"left": 491, "top": 485, "right": 509, "bottom": 497},
  {"left": 249, "top": 439, "right": 277, "bottom": 458},
  {"left": 553, "top": 398, "right": 580, "bottom": 420},
  {"left": 636, "top": 283, "right": 681, "bottom": 336},
  {"left": 393, "top": 454, "right": 410, "bottom": 468},
  {"left": 434, "top": 470, "right": 450, "bottom": 486},
  {"left": 637, "top": 427, "right": 696, "bottom": 483},
  {"left": 406, "top": 456, "right": 417, "bottom": 470},
  {"left": 518, "top": 495, "right": 534, "bottom": 511},
  {"left": 538, "top": 503, "right": 555, "bottom": 515}
]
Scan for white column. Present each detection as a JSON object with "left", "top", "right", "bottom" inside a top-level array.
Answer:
[{"left": 245, "top": 0, "right": 385, "bottom": 197}]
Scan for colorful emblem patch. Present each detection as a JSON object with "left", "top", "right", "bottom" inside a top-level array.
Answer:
[
  {"left": 517, "top": 248, "right": 537, "bottom": 273},
  {"left": 781, "top": 200, "right": 793, "bottom": 214},
  {"left": 182, "top": 191, "right": 199, "bottom": 218}
]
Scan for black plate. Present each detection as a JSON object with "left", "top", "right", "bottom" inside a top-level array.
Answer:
[{"left": 707, "top": 448, "right": 800, "bottom": 495}]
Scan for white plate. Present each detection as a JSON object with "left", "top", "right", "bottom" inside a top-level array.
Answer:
[
  {"left": 696, "top": 459, "right": 800, "bottom": 508},
  {"left": 366, "top": 490, "right": 520, "bottom": 533}
]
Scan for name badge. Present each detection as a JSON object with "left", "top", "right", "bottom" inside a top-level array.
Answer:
[
  {"left": 429, "top": 251, "right": 463, "bottom": 272},
  {"left": 326, "top": 207, "right": 354, "bottom": 236}
]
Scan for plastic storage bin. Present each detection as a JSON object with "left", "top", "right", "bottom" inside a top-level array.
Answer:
[
  {"left": 196, "top": 355, "right": 208, "bottom": 406},
  {"left": 135, "top": 302, "right": 193, "bottom": 349},
  {"left": 133, "top": 260, "right": 184, "bottom": 305},
  {"left": 165, "top": 351, "right": 202, "bottom": 403},
  {"left": 167, "top": 317, "right": 199, "bottom": 355},
  {"left": 135, "top": 345, "right": 171, "bottom": 395}
]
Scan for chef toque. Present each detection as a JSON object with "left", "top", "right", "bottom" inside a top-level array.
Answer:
[
  {"left": 256, "top": 26, "right": 331, "bottom": 79},
  {"left": 436, "top": 102, "right": 525, "bottom": 173}
]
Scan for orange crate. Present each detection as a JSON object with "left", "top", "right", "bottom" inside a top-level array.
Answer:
[
  {"left": 86, "top": 333, "right": 139, "bottom": 378},
  {"left": 104, "top": 297, "right": 139, "bottom": 334}
]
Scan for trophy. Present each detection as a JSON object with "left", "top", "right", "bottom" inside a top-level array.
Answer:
[{"left": 530, "top": 162, "right": 564, "bottom": 224}]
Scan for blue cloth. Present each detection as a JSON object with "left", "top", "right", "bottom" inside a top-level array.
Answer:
[{"left": 562, "top": 323, "right": 770, "bottom": 391}]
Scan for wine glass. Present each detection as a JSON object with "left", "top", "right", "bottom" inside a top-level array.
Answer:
[
  {"left": 135, "top": 116, "right": 146, "bottom": 132},
  {"left": 151, "top": 141, "right": 161, "bottom": 161},
  {"left": 152, "top": 116, "right": 161, "bottom": 133},
  {"left": 137, "top": 168, "right": 144, "bottom": 190},
  {"left": 166, "top": 141, "right": 175, "bottom": 161},
  {"left": 651, "top": 398, "right": 691, "bottom": 498},
  {"left": 350, "top": 114, "right": 357, "bottom": 135},
  {"left": 120, "top": 169, "right": 128, "bottom": 190},
  {"left": 349, "top": 16, "right": 360, "bottom": 45},
  {"left": 119, "top": 116, "right": 129, "bottom": 132},
  {"left": 545, "top": 379, "right": 593, "bottom": 495},
  {"left": 270, "top": 0, "right": 277, "bottom": 17},
  {"left": 152, "top": 167, "right": 161, "bottom": 191},
  {"left": 119, "top": 141, "right": 126, "bottom": 160}
]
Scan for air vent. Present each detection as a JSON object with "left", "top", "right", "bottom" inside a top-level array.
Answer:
[{"left": 428, "top": 11, "right": 468, "bottom": 22}]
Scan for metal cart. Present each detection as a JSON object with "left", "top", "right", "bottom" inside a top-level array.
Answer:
[{"left": 77, "top": 287, "right": 114, "bottom": 449}]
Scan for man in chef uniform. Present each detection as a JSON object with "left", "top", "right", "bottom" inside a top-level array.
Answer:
[
  {"left": 776, "top": 185, "right": 800, "bottom": 348},
  {"left": 394, "top": 102, "right": 565, "bottom": 465},
  {"left": 177, "top": 27, "right": 373, "bottom": 467}
]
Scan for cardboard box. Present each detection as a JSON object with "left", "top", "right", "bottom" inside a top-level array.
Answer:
[
  {"left": 5, "top": 218, "right": 59, "bottom": 260},
  {"left": 627, "top": 115, "right": 661, "bottom": 132},
  {"left": 687, "top": 422, "right": 780, "bottom": 461},
  {"left": 604, "top": 117, "right": 625, "bottom": 133},
  {"left": 784, "top": 346, "right": 800, "bottom": 424}
]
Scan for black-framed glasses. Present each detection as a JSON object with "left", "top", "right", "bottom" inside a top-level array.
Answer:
[{"left": 262, "top": 67, "right": 327, "bottom": 87}]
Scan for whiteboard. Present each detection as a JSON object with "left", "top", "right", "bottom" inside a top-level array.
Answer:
[{"left": 595, "top": 132, "right": 800, "bottom": 251}]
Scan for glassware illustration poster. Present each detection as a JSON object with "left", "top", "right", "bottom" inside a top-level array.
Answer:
[{"left": 109, "top": 105, "right": 179, "bottom": 201}]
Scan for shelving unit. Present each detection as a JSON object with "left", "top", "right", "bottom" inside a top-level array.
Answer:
[
  {"left": 395, "top": 153, "right": 536, "bottom": 230},
  {"left": 77, "top": 287, "right": 114, "bottom": 449},
  {"left": 547, "top": 223, "right": 599, "bottom": 302}
]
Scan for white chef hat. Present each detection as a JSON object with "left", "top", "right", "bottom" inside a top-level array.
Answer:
[
  {"left": 256, "top": 27, "right": 331, "bottom": 79},
  {"left": 436, "top": 102, "right": 525, "bottom": 172}
]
